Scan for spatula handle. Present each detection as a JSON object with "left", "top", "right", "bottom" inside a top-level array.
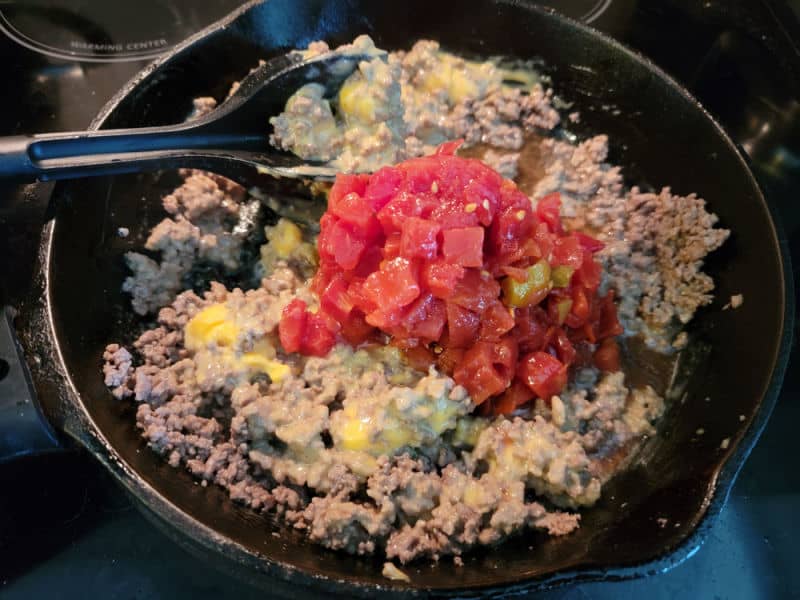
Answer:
[{"left": 0, "top": 128, "right": 267, "bottom": 182}]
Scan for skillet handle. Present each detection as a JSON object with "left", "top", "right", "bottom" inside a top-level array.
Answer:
[{"left": 0, "top": 307, "right": 63, "bottom": 462}]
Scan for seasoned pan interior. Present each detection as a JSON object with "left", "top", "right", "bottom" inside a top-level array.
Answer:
[{"left": 43, "top": 0, "right": 786, "bottom": 592}]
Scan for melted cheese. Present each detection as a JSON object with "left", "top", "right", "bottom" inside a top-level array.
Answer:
[
  {"left": 184, "top": 304, "right": 289, "bottom": 384},
  {"left": 331, "top": 372, "right": 469, "bottom": 457}
]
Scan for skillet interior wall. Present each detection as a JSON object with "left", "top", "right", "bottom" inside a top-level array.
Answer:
[{"left": 43, "top": 0, "right": 786, "bottom": 591}]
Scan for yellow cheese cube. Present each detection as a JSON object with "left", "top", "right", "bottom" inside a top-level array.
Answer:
[
  {"left": 185, "top": 304, "right": 238, "bottom": 349},
  {"left": 240, "top": 354, "right": 291, "bottom": 383},
  {"left": 338, "top": 418, "right": 371, "bottom": 452},
  {"left": 269, "top": 219, "right": 303, "bottom": 258},
  {"left": 339, "top": 79, "right": 377, "bottom": 123}
]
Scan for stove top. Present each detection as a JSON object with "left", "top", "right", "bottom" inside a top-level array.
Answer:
[
  {"left": 0, "top": 1, "right": 798, "bottom": 598},
  {"left": 0, "top": 0, "right": 243, "bottom": 62}
]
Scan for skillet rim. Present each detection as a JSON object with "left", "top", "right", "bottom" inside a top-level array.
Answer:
[{"left": 34, "top": 0, "right": 795, "bottom": 595}]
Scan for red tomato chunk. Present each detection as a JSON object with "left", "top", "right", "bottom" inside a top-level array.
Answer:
[{"left": 278, "top": 142, "right": 622, "bottom": 415}]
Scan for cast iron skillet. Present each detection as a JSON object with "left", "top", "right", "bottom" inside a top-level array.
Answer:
[{"left": 0, "top": 0, "right": 793, "bottom": 596}]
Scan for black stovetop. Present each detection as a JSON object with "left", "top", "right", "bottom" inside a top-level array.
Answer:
[{"left": 0, "top": 1, "right": 798, "bottom": 598}]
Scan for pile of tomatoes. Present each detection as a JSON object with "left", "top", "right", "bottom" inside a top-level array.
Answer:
[{"left": 279, "top": 142, "right": 623, "bottom": 415}]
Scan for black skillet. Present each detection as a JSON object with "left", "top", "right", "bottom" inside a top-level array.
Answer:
[{"left": 0, "top": 0, "right": 793, "bottom": 596}]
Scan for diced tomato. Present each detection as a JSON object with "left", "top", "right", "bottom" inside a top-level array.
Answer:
[
  {"left": 565, "top": 287, "right": 591, "bottom": 328},
  {"left": 583, "top": 322, "right": 598, "bottom": 344},
  {"left": 536, "top": 192, "right": 563, "bottom": 235},
  {"left": 435, "top": 139, "right": 464, "bottom": 156},
  {"left": 363, "top": 257, "right": 420, "bottom": 308},
  {"left": 547, "top": 292, "right": 573, "bottom": 327},
  {"left": 383, "top": 232, "right": 402, "bottom": 260},
  {"left": 492, "top": 335, "right": 519, "bottom": 381},
  {"left": 302, "top": 313, "right": 337, "bottom": 357},
  {"left": 514, "top": 305, "right": 549, "bottom": 354},
  {"left": 400, "top": 217, "right": 440, "bottom": 260},
  {"left": 278, "top": 299, "right": 336, "bottom": 357},
  {"left": 377, "top": 191, "right": 420, "bottom": 235},
  {"left": 319, "top": 275, "right": 353, "bottom": 322},
  {"left": 499, "top": 180, "right": 531, "bottom": 212},
  {"left": 532, "top": 222, "right": 555, "bottom": 263},
  {"left": 518, "top": 351, "right": 568, "bottom": 399},
  {"left": 347, "top": 278, "right": 378, "bottom": 315},
  {"left": 595, "top": 290, "right": 624, "bottom": 340},
  {"left": 404, "top": 345, "right": 436, "bottom": 371},
  {"left": 422, "top": 260, "right": 465, "bottom": 299},
  {"left": 552, "top": 328, "right": 577, "bottom": 366},
  {"left": 436, "top": 346, "right": 465, "bottom": 375},
  {"left": 571, "top": 339, "right": 596, "bottom": 369},
  {"left": 499, "top": 265, "right": 527, "bottom": 282},
  {"left": 329, "top": 191, "right": 381, "bottom": 237},
  {"left": 574, "top": 231, "right": 605, "bottom": 253},
  {"left": 310, "top": 143, "right": 622, "bottom": 393},
  {"left": 400, "top": 293, "right": 446, "bottom": 342},
  {"left": 278, "top": 298, "right": 308, "bottom": 354},
  {"left": 489, "top": 206, "right": 534, "bottom": 256},
  {"left": 329, "top": 173, "right": 369, "bottom": 207},
  {"left": 429, "top": 198, "right": 482, "bottom": 230},
  {"left": 463, "top": 172, "right": 503, "bottom": 226},
  {"left": 446, "top": 302, "right": 480, "bottom": 348},
  {"left": 480, "top": 300, "right": 516, "bottom": 341},
  {"left": 320, "top": 219, "right": 367, "bottom": 271},
  {"left": 339, "top": 311, "right": 375, "bottom": 346},
  {"left": 363, "top": 167, "right": 404, "bottom": 211},
  {"left": 309, "top": 259, "right": 337, "bottom": 295},
  {"left": 453, "top": 337, "right": 517, "bottom": 404},
  {"left": 449, "top": 269, "right": 500, "bottom": 313},
  {"left": 441, "top": 227, "right": 485, "bottom": 267},
  {"left": 399, "top": 156, "right": 440, "bottom": 193},
  {"left": 594, "top": 338, "right": 621, "bottom": 372},
  {"left": 352, "top": 245, "right": 383, "bottom": 278},
  {"left": 493, "top": 379, "right": 534, "bottom": 415},
  {"left": 364, "top": 306, "right": 401, "bottom": 330},
  {"left": 551, "top": 235, "right": 584, "bottom": 269},
  {"left": 574, "top": 250, "right": 602, "bottom": 291},
  {"left": 490, "top": 392, "right": 516, "bottom": 416}
]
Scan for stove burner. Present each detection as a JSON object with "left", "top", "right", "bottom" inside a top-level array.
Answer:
[{"left": 0, "top": 0, "right": 243, "bottom": 62}]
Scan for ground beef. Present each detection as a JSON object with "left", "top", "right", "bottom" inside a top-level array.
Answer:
[
  {"left": 367, "top": 455, "right": 440, "bottom": 518},
  {"left": 188, "top": 96, "right": 217, "bottom": 120},
  {"left": 594, "top": 186, "right": 729, "bottom": 348},
  {"left": 162, "top": 171, "right": 243, "bottom": 222},
  {"left": 470, "top": 416, "right": 600, "bottom": 508},
  {"left": 384, "top": 464, "right": 578, "bottom": 563},
  {"left": 482, "top": 149, "right": 520, "bottom": 180},
  {"left": 133, "top": 327, "right": 183, "bottom": 368},
  {"left": 627, "top": 187, "right": 729, "bottom": 327},
  {"left": 532, "top": 135, "right": 624, "bottom": 219},
  {"left": 724, "top": 294, "right": 744, "bottom": 310},
  {"left": 450, "top": 86, "right": 561, "bottom": 150},
  {"left": 269, "top": 83, "right": 342, "bottom": 162},
  {"left": 122, "top": 173, "right": 248, "bottom": 315},
  {"left": 102, "top": 344, "right": 133, "bottom": 399},
  {"left": 122, "top": 253, "right": 185, "bottom": 316}
]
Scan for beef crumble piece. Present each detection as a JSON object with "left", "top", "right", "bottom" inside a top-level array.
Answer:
[{"left": 123, "top": 172, "right": 248, "bottom": 315}]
